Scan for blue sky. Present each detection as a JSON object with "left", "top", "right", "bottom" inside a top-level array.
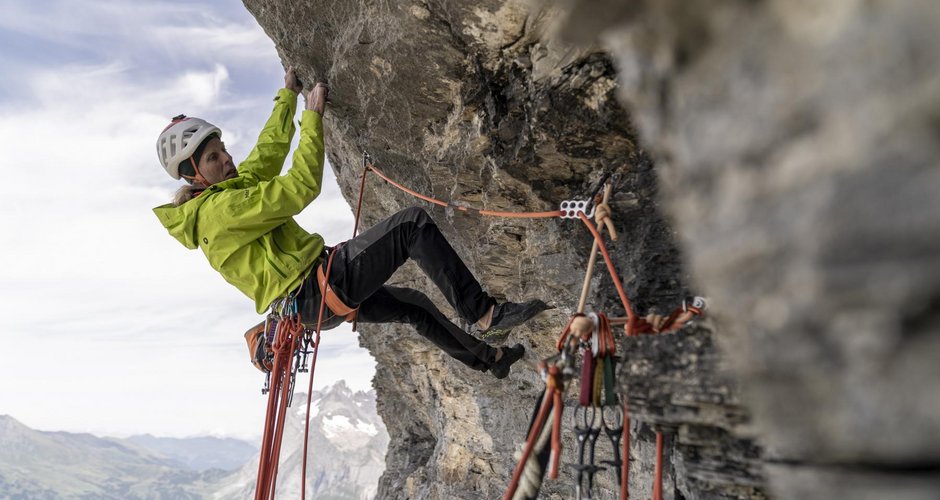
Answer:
[{"left": 0, "top": 0, "right": 375, "bottom": 439}]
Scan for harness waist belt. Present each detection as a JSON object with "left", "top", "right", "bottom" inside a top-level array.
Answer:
[{"left": 316, "top": 251, "right": 358, "bottom": 322}]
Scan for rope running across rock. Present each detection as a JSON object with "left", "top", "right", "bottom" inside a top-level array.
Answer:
[{"left": 253, "top": 158, "right": 703, "bottom": 499}]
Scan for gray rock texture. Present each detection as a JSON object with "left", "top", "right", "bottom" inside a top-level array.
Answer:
[
  {"left": 621, "top": 327, "right": 766, "bottom": 499},
  {"left": 560, "top": 0, "right": 940, "bottom": 497},
  {"left": 242, "top": 0, "right": 937, "bottom": 498}
]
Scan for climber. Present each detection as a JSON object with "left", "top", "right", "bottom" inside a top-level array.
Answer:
[{"left": 153, "top": 66, "right": 550, "bottom": 379}]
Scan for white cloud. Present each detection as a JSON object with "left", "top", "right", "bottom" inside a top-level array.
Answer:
[{"left": 0, "top": 0, "right": 373, "bottom": 439}]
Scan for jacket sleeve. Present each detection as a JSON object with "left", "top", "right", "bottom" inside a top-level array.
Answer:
[
  {"left": 217, "top": 110, "right": 325, "bottom": 236},
  {"left": 237, "top": 88, "right": 298, "bottom": 186}
]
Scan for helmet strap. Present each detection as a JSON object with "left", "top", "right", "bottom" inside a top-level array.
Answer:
[{"left": 181, "top": 156, "right": 210, "bottom": 187}]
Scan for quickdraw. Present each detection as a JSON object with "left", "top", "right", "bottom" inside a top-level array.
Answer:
[
  {"left": 569, "top": 312, "right": 622, "bottom": 500},
  {"left": 571, "top": 407, "right": 604, "bottom": 500},
  {"left": 504, "top": 180, "right": 707, "bottom": 500}
]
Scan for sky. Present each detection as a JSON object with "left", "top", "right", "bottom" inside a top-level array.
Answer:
[{"left": 0, "top": 0, "right": 375, "bottom": 440}]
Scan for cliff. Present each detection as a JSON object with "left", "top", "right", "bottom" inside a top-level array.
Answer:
[{"left": 242, "top": 0, "right": 940, "bottom": 498}]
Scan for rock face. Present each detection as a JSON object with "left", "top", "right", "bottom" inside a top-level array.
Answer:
[
  {"left": 559, "top": 0, "right": 940, "bottom": 498},
  {"left": 243, "top": 0, "right": 938, "bottom": 498}
]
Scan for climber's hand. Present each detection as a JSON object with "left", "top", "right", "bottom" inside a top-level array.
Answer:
[
  {"left": 285, "top": 66, "right": 302, "bottom": 94},
  {"left": 306, "top": 82, "right": 329, "bottom": 114}
]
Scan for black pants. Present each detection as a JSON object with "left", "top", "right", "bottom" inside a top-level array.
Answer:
[{"left": 297, "top": 207, "right": 498, "bottom": 371}]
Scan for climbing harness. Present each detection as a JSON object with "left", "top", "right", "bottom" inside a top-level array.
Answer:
[{"left": 316, "top": 245, "right": 359, "bottom": 322}]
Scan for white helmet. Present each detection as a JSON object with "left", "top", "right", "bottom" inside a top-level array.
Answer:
[{"left": 156, "top": 114, "right": 221, "bottom": 180}]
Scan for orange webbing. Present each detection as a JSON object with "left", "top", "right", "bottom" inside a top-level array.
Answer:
[{"left": 365, "top": 164, "right": 565, "bottom": 219}]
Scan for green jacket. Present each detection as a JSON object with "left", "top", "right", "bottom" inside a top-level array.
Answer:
[{"left": 154, "top": 88, "right": 325, "bottom": 313}]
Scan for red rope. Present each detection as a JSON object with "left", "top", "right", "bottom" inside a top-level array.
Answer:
[
  {"left": 549, "top": 388, "right": 563, "bottom": 479},
  {"left": 300, "top": 252, "right": 334, "bottom": 499},
  {"left": 576, "top": 212, "right": 636, "bottom": 333},
  {"left": 254, "top": 315, "right": 303, "bottom": 499},
  {"left": 653, "top": 431, "right": 664, "bottom": 500},
  {"left": 364, "top": 164, "right": 565, "bottom": 219},
  {"left": 622, "top": 400, "right": 630, "bottom": 500},
  {"left": 503, "top": 366, "right": 561, "bottom": 500},
  {"left": 352, "top": 165, "right": 369, "bottom": 239},
  {"left": 255, "top": 255, "right": 334, "bottom": 499}
]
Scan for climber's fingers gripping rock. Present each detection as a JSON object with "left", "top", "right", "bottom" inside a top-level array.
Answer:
[
  {"left": 306, "top": 83, "right": 329, "bottom": 114},
  {"left": 285, "top": 65, "right": 303, "bottom": 94}
]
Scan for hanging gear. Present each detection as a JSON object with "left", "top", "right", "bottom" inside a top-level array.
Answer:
[
  {"left": 600, "top": 405, "right": 626, "bottom": 486},
  {"left": 570, "top": 406, "right": 606, "bottom": 500},
  {"left": 254, "top": 299, "right": 307, "bottom": 500},
  {"left": 156, "top": 115, "right": 221, "bottom": 180},
  {"left": 244, "top": 321, "right": 273, "bottom": 373},
  {"left": 503, "top": 363, "right": 567, "bottom": 500}
]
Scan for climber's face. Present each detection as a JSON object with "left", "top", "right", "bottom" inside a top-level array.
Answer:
[{"left": 197, "top": 136, "right": 237, "bottom": 185}]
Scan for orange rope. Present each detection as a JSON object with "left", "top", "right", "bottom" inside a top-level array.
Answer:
[
  {"left": 549, "top": 387, "right": 563, "bottom": 479},
  {"left": 352, "top": 163, "right": 369, "bottom": 238},
  {"left": 254, "top": 314, "right": 303, "bottom": 499},
  {"left": 300, "top": 252, "right": 334, "bottom": 499},
  {"left": 576, "top": 212, "right": 636, "bottom": 333},
  {"left": 653, "top": 431, "right": 664, "bottom": 500},
  {"left": 256, "top": 256, "right": 334, "bottom": 499},
  {"left": 622, "top": 400, "right": 630, "bottom": 500},
  {"left": 503, "top": 366, "right": 560, "bottom": 500},
  {"left": 365, "top": 164, "right": 565, "bottom": 219}
]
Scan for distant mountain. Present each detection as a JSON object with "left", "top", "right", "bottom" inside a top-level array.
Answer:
[
  {"left": 212, "top": 380, "right": 388, "bottom": 499},
  {"left": 0, "top": 381, "right": 387, "bottom": 499},
  {"left": 127, "top": 434, "right": 257, "bottom": 472},
  {"left": 0, "top": 415, "right": 219, "bottom": 499}
]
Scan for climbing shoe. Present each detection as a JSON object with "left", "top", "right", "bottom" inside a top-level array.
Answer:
[
  {"left": 481, "top": 299, "right": 551, "bottom": 338},
  {"left": 490, "top": 344, "right": 526, "bottom": 379}
]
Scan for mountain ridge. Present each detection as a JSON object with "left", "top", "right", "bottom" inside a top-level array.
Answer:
[{"left": 0, "top": 381, "right": 386, "bottom": 499}]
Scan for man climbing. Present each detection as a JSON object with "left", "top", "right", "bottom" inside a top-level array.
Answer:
[{"left": 153, "top": 66, "right": 549, "bottom": 379}]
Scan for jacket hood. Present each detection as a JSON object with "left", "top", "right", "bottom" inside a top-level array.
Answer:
[{"left": 153, "top": 194, "right": 210, "bottom": 250}]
